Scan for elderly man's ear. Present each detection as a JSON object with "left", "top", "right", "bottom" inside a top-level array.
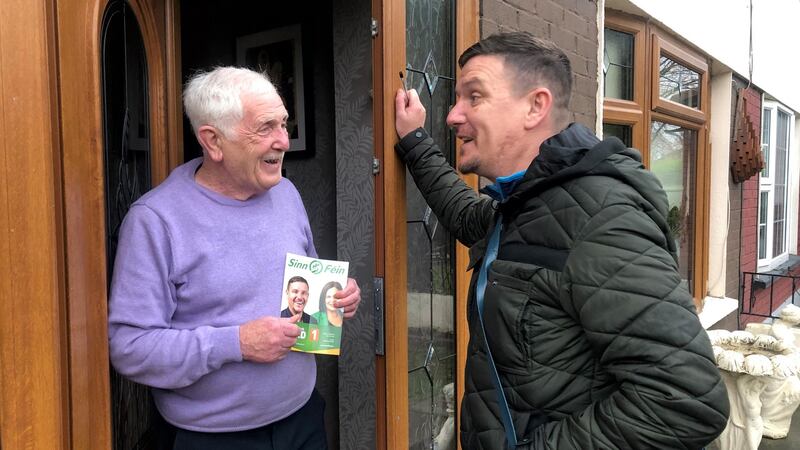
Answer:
[
  {"left": 523, "top": 87, "right": 554, "bottom": 130},
  {"left": 198, "top": 125, "right": 225, "bottom": 162}
]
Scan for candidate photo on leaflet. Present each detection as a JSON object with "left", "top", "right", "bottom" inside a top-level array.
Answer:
[{"left": 280, "top": 275, "right": 317, "bottom": 324}]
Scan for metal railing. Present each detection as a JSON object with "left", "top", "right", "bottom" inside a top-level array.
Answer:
[{"left": 738, "top": 271, "right": 800, "bottom": 328}]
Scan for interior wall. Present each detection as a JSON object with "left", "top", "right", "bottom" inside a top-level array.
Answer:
[
  {"left": 180, "top": 1, "right": 337, "bottom": 258},
  {"left": 331, "top": 0, "right": 376, "bottom": 448}
]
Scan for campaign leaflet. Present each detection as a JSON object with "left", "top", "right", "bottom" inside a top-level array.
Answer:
[{"left": 280, "top": 253, "right": 348, "bottom": 355}]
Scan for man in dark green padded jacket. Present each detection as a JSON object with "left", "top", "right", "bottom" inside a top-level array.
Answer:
[{"left": 394, "top": 32, "right": 729, "bottom": 450}]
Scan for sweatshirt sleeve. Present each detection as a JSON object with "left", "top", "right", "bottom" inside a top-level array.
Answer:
[
  {"left": 108, "top": 204, "right": 243, "bottom": 390},
  {"left": 396, "top": 128, "right": 495, "bottom": 247},
  {"left": 534, "top": 202, "right": 729, "bottom": 449}
]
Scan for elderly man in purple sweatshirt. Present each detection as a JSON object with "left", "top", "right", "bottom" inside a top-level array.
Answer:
[{"left": 108, "top": 67, "right": 361, "bottom": 450}]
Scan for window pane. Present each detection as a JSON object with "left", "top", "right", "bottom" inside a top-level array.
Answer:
[
  {"left": 603, "top": 123, "right": 632, "bottom": 147},
  {"left": 761, "top": 109, "right": 771, "bottom": 177},
  {"left": 650, "top": 121, "right": 696, "bottom": 289},
  {"left": 659, "top": 55, "right": 700, "bottom": 108},
  {"left": 603, "top": 28, "right": 633, "bottom": 100},
  {"left": 772, "top": 110, "right": 790, "bottom": 257},
  {"left": 758, "top": 191, "right": 768, "bottom": 260}
]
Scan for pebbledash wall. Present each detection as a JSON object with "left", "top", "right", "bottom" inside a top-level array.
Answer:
[{"left": 481, "top": 0, "right": 600, "bottom": 128}]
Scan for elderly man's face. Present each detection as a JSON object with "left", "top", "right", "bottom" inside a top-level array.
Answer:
[
  {"left": 286, "top": 281, "right": 310, "bottom": 315},
  {"left": 446, "top": 55, "right": 532, "bottom": 180},
  {"left": 221, "top": 92, "right": 290, "bottom": 198}
]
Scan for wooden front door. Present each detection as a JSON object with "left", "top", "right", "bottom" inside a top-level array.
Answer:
[
  {"left": 374, "top": 1, "right": 477, "bottom": 448},
  {"left": 55, "top": 0, "right": 180, "bottom": 448}
]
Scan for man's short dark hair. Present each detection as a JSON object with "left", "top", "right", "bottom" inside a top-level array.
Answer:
[
  {"left": 286, "top": 275, "right": 309, "bottom": 291},
  {"left": 459, "top": 32, "right": 572, "bottom": 113}
]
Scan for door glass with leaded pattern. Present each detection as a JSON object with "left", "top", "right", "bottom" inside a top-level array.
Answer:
[
  {"left": 405, "top": 0, "right": 457, "bottom": 448},
  {"left": 101, "top": 1, "right": 157, "bottom": 448}
]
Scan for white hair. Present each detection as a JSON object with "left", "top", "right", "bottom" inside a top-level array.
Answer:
[{"left": 183, "top": 66, "right": 277, "bottom": 138}]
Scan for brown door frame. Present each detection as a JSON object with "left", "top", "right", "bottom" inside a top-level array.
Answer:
[
  {"left": 373, "top": 1, "right": 478, "bottom": 448},
  {"left": 58, "top": 0, "right": 182, "bottom": 447},
  {"left": 0, "top": 0, "right": 181, "bottom": 447},
  {"left": 0, "top": 0, "right": 70, "bottom": 448}
]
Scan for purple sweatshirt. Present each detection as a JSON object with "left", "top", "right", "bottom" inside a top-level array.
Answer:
[{"left": 108, "top": 158, "right": 317, "bottom": 432}]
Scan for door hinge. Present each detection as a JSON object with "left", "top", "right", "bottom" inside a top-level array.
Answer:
[
  {"left": 374, "top": 277, "right": 385, "bottom": 355},
  {"left": 372, "top": 157, "right": 381, "bottom": 176},
  {"left": 370, "top": 17, "right": 379, "bottom": 38}
]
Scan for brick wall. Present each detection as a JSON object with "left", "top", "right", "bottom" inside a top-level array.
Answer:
[
  {"left": 728, "top": 78, "right": 763, "bottom": 324},
  {"left": 738, "top": 84, "right": 762, "bottom": 279},
  {"left": 480, "top": 0, "right": 598, "bottom": 129},
  {"left": 740, "top": 267, "right": 800, "bottom": 326}
]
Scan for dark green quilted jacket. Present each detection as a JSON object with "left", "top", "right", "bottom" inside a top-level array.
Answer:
[{"left": 396, "top": 123, "right": 729, "bottom": 450}]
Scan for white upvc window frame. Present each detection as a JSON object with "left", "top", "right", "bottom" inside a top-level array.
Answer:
[{"left": 758, "top": 99, "right": 795, "bottom": 270}]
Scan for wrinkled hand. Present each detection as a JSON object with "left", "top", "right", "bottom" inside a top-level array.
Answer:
[
  {"left": 335, "top": 277, "right": 361, "bottom": 319},
  {"left": 239, "top": 315, "right": 301, "bottom": 363},
  {"left": 395, "top": 88, "right": 426, "bottom": 139}
]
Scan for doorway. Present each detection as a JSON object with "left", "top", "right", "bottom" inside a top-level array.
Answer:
[{"left": 52, "top": 0, "right": 476, "bottom": 448}]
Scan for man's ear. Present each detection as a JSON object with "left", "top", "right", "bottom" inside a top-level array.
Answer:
[
  {"left": 197, "top": 125, "right": 224, "bottom": 162},
  {"left": 523, "top": 87, "right": 554, "bottom": 130}
]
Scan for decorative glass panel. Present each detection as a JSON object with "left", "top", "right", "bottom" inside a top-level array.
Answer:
[
  {"left": 758, "top": 191, "right": 769, "bottom": 260},
  {"left": 406, "top": 1, "right": 457, "bottom": 449},
  {"left": 659, "top": 55, "right": 700, "bottom": 109},
  {"left": 761, "top": 108, "right": 771, "bottom": 177},
  {"left": 101, "top": 1, "right": 157, "bottom": 449},
  {"left": 772, "top": 110, "right": 790, "bottom": 257},
  {"left": 603, "top": 28, "right": 634, "bottom": 100},
  {"left": 603, "top": 123, "right": 632, "bottom": 147},
  {"left": 650, "top": 121, "right": 696, "bottom": 290}
]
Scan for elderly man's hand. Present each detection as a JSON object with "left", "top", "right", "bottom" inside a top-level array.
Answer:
[
  {"left": 335, "top": 277, "right": 361, "bottom": 319},
  {"left": 239, "top": 315, "right": 301, "bottom": 363},
  {"left": 395, "top": 88, "right": 426, "bottom": 138}
]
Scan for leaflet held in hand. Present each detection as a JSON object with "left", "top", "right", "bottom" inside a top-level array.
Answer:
[{"left": 280, "top": 253, "right": 348, "bottom": 355}]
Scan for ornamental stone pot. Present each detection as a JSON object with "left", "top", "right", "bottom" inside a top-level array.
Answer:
[{"left": 707, "top": 329, "right": 800, "bottom": 450}]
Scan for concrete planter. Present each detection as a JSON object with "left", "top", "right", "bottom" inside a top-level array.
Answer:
[{"left": 708, "top": 328, "right": 800, "bottom": 450}]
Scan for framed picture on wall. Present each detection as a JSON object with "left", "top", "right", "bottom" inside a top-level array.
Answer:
[{"left": 236, "top": 24, "right": 308, "bottom": 153}]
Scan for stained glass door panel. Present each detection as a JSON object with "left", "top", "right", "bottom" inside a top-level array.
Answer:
[{"left": 405, "top": 1, "right": 457, "bottom": 449}]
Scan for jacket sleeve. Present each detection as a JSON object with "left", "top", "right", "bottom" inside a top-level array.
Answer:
[
  {"left": 396, "top": 128, "right": 495, "bottom": 246},
  {"left": 107, "top": 205, "right": 242, "bottom": 390},
  {"left": 533, "top": 202, "right": 729, "bottom": 449}
]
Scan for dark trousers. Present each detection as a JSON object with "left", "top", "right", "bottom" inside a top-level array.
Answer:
[{"left": 173, "top": 389, "right": 327, "bottom": 450}]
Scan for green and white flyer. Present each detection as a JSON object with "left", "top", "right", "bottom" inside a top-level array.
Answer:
[{"left": 280, "top": 253, "right": 348, "bottom": 355}]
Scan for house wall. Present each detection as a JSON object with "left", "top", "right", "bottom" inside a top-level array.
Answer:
[
  {"left": 725, "top": 77, "right": 762, "bottom": 305},
  {"left": 738, "top": 85, "right": 762, "bottom": 280},
  {"left": 480, "top": 0, "right": 599, "bottom": 128},
  {"left": 727, "top": 176, "right": 743, "bottom": 300},
  {"left": 725, "top": 77, "right": 762, "bottom": 299},
  {"left": 735, "top": 79, "right": 763, "bottom": 327},
  {"left": 708, "top": 72, "right": 733, "bottom": 298}
]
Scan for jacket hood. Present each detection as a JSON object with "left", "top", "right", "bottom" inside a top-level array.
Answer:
[{"left": 507, "top": 122, "right": 677, "bottom": 257}]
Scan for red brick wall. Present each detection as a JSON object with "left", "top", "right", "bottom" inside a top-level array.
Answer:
[
  {"left": 480, "top": 0, "right": 598, "bottom": 129},
  {"left": 738, "top": 86, "right": 762, "bottom": 278},
  {"left": 735, "top": 84, "right": 764, "bottom": 325},
  {"left": 740, "top": 266, "right": 800, "bottom": 326}
]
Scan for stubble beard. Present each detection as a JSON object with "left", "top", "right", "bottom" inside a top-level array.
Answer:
[{"left": 458, "top": 157, "right": 480, "bottom": 176}]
